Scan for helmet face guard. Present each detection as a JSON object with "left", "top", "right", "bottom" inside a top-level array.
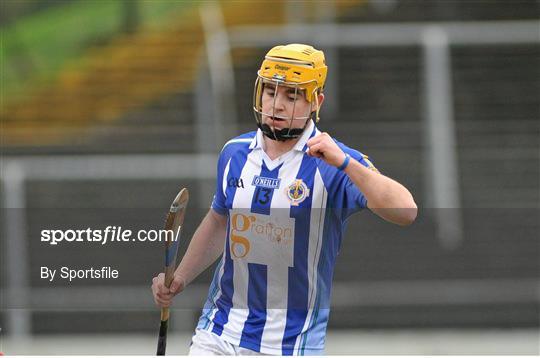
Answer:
[
  {"left": 252, "top": 44, "right": 327, "bottom": 142},
  {"left": 252, "top": 75, "right": 319, "bottom": 142}
]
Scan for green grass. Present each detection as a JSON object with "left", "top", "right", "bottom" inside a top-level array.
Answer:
[{"left": 1, "top": 0, "right": 197, "bottom": 99}]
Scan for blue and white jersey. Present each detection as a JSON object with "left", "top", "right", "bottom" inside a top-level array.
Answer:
[{"left": 196, "top": 120, "right": 378, "bottom": 355}]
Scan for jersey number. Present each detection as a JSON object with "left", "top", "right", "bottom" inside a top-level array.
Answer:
[{"left": 254, "top": 187, "right": 271, "bottom": 205}]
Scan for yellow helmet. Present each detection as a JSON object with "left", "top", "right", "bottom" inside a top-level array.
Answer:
[
  {"left": 258, "top": 44, "right": 327, "bottom": 102},
  {"left": 253, "top": 44, "right": 328, "bottom": 141}
]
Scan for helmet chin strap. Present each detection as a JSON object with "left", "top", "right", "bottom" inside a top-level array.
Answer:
[{"left": 257, "top": 115, "right": 313, "bottom": 142}]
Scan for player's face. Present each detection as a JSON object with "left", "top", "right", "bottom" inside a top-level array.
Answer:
[{"left": 261, "top": 83, "right": 312, "bottom": 129}]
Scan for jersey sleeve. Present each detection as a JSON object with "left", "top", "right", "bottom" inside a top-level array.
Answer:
[
  {"left": 211, "top": 151, "right": 228, "bottom": 216},
  {"left": 322, "top": 143, "right": 379, "bottom": 221}
]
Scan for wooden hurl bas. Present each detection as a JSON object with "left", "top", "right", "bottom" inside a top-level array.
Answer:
[{"left": 156, "top": 188, "right": 189, "bottom": 356}]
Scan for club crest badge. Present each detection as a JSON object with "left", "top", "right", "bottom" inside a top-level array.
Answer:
[{"left": 286, "top": 179, "right": 310, "bottom": 206}]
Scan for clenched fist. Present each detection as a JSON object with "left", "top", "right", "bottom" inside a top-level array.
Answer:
[{"left": 306, "top": 132, "right": 347, "bottom": 168}]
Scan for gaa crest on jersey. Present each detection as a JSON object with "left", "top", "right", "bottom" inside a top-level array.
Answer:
[{"left": 286, "top": 179, "right": 310, "bottom": 206}]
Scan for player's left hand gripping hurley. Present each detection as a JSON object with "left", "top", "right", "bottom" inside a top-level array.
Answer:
[{"left": 156, "top": 188, "right": 189, "bottom": 356}]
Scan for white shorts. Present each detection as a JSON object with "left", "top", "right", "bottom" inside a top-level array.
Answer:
[{"left": 188, "top": 328, "right": 272, "bottom": 356}]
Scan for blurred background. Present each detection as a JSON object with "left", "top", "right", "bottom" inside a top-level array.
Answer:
[{"left": 1, "top": 0, "right": 539, "bottom": 355}]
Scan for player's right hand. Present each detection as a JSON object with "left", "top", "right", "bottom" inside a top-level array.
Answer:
[{"left": 151, "top": 273, "right": 186, "bottom": 308}]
